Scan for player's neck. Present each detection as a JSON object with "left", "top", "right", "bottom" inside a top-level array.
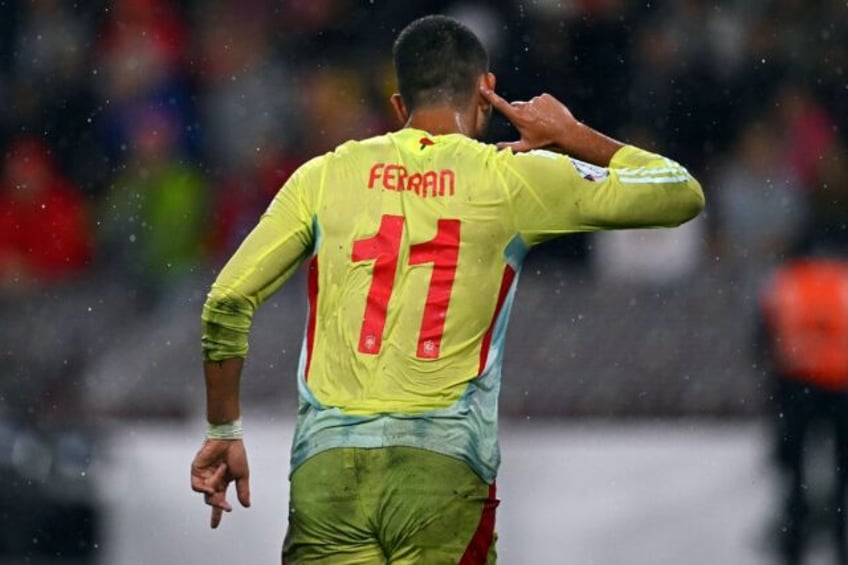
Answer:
[{"left": 404, "top": 106, "right": 476, "bottom": 137}]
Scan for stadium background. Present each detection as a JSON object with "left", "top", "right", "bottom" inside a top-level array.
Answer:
[{"left": 0, "top": 0, "right": 845, "bottom": 563}]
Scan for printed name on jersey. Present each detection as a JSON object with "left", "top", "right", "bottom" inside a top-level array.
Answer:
[
  {"left": 569, "top": 157, "right": 609, "bottom": 182},
  {"left": 367, "top": 163, "right": 455, "bottom": 198}
]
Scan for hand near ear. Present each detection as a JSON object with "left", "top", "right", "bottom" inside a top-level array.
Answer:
[
  {"left": 480, "top": 87, "right": 579, "bottom": 153},
  {"left": 481, "top": 86, "right": 623, "bottom": 165}
]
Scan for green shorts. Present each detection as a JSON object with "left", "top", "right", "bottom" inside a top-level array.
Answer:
[{"left": 282, "top": 446, "right": 498, "bottom": 564}]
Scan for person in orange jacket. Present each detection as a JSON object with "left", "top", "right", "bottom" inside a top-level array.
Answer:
[{"left": 759, "top": 245, "right": 848, "bottom": 565}]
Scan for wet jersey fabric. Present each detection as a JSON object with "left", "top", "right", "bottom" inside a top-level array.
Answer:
[{"left": 201, "top": 128, "right": 704, "bottom": 482}]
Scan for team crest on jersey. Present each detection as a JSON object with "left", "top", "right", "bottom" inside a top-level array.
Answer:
[{"left": 569, "top": 157, "right": 609, "bottom": 182}]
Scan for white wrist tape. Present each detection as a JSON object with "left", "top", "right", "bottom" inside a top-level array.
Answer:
[{"left": 207, "top": 418, "right": 243, "bottom": 440}]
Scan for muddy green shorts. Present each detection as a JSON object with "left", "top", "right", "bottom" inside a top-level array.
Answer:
[{"left": 282, "top": 446, "right": 498, "bottom": 564}]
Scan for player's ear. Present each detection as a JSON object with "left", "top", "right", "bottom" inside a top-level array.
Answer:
[
  {"left": 390, "top": 94, "right": 409, "bottom": 125},
  {"left": 474, "top": 73, "right": 496, "bottom": 137},
  {"left": 476, "top": 73, "right": 496, "bottom": 112}
]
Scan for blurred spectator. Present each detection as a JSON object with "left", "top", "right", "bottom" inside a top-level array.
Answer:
[
  {"left": 11, "top": 0, "right": 88, "bottom": 87},
  {"left": 774, "top": 83, "right": 837, "bottom": 191},
  {"left": 815, "top": 7, "right": 848, "bottom": 136},
  {"left": 519, "top": 0, "right": 632, "bottom": 135},
  {"left": 808, "top": 142, "right": 848, "bottom": 248},
  {"left": 190, "top": 2, "right": 315, "bottom": 261},
  {"left": 192, "top": 3, "right": 295, "bottom": 175},
  {"left": 758, "top": 250, "right": 848, "bottom": 565},
  {"left": 98, "top": 107, "right": 207, "bottom": 300},
  {"left": 627, "top": 23, "right": 682, "bottom": 143},
  {"left": 297, "top": 65, "right": 385, "bottom": 154},
  {"left": 277, "top": 0, "right": 355, "bottom": 38},
  {"left": 94, "top": 0, "right": 194, "bottom": 164},
  {"left": 96, "top": 0, "right": 186, "bottom": 102},
  {"left": 7, "top": 1, "right": 105, "bottom": 195},
  {"left": 712, "top": 119, "right": 807, "bottom": 306},
  {"left": 0, "top": 137, "right": 92, "bottom": 293},
  {"left": 208, "top": 148, "right": 299, "bottom": 260}
]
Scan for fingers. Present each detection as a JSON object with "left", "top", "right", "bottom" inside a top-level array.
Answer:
[
  {"left": 205, "top": 488, "right": 233, "bottom": 511},
  {"left": 192, "top": 440, "right": 252, "bottom": 529},
  {"left": 191, "top": 460, "right": 228, "bottom": 493},
  {"left": 195, "top": 460, "right": 235, "bottom": 529},
  {"left": 479, "top": 85, "right": 518, "bottom": 119},
  {"left": 211, "top": 506, "right": 224, "bottom": 529},
  {"left": 496, "top": 140, "right": 533, "bottom": 153},
  {"left": 480, "top": 86, "right": 536, "bottom": 152},
  {"left": 190, "top": 441, "right": 220, "bottom": 494},
  {"left": 191, "top": 472, "right": 215, "bottom": 495},
  {"left": 236, "top": 475, "right": 251, "bottom": 508},
  {"left": 209, "top": 462, "right": 228, "bottom": 488},
  {"left": 191, "top": 462, "right": 217, "bottom": 495},
  {"left": 205, "top": 484, "right": 232, "bottom": 529}
]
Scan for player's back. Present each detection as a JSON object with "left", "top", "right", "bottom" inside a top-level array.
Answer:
[
  {"left": 203, "top": 124, "right": 703, "bottom": 479},
  {"left": 304, "top": 128, "right": 522, "bottom": 415}
]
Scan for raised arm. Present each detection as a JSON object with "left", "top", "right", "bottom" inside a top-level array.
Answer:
[
  {"left": 481, "top": 86, "right": 704, "bottom": 244},
  {"left": 480, "top": 85, "right": 623, "bottom": 166}
]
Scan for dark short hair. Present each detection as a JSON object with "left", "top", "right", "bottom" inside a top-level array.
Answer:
[{"left": 393, "top": 15, "right": 489, "bottom": 111}]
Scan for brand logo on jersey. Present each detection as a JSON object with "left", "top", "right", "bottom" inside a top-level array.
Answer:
[
  {"left": 569, "top": 157, "right": 609, "bottom": 182},
  {"left": 367, "top": 163, "right": 455, "bottom": 198}
]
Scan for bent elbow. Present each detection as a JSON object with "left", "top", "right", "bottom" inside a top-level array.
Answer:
[
  {"left": 201, "top": 287, "right": 255, "bottom": 361},
  {"left": 663, "top": 177, "right": 705, "bottom": 227},
  {"left": 681, "top": 177, "right": 706, "bottom": 223}
]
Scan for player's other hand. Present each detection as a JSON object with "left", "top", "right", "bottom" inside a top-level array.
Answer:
[
  {"left": 191, "top": 438, "right": 251, "bottom": 529},
  {"left": 480, "top": 86, "right": 579, "bottom": 153}
]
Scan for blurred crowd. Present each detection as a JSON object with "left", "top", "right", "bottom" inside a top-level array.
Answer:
[{"left": 0, "top": 0, "right": 847, "bottom": 418}]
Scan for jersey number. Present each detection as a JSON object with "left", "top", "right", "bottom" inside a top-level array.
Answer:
[{"left": 352, "top": 215, "right": 460, "bottom": 359}]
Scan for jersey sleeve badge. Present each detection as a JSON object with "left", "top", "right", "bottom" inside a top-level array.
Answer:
[{"left": 569, "top": 157, "right": 609, "bottom": 182}]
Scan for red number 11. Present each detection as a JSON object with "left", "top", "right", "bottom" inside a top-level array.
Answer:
[{"left": 352, "top": 215, "right": 461, "bottom": 359}]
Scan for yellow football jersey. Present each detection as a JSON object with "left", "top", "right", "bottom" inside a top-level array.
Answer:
[{"left": 202, "top": 128, "right": 703, "bottom": 481}]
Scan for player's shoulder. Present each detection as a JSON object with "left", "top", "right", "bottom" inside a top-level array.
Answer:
[
  {"left": 329, "top": 132, "right": 394, "bottom": 157},
  {"left": 492, "top": 146, "right": 584, "bottom": 186},
  {"left": 288, "top": 134, "right": 381, "bottom": 171},
  {"left": 285, "top": 153, "right": 327, "bottom": 187},
  {"left": 297, "top": 133, "right": 391, "bottom": 173}
]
